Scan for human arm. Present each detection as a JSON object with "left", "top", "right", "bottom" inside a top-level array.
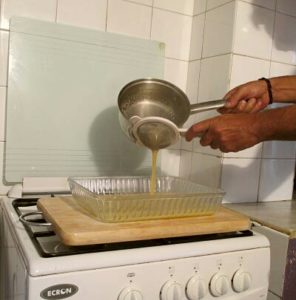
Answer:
[
  {"left": 222, "top": 75, "right": 296, "bottom": 114},
  {"left": 186, "top": 104, "right": 296, "bottom": 152}
]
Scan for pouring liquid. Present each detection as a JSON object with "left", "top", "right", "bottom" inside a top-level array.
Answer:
[{"left": 150, "top": 150, "right": 158, "bottom": 193}]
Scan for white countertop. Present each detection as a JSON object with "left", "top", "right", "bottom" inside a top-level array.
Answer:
[{"left": 226, "top": 200, "right": 296, "bottom": 238}]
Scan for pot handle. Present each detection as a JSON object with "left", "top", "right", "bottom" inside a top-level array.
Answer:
[{"left": 189, "top": 99, "right": 226, "bottom": 114}]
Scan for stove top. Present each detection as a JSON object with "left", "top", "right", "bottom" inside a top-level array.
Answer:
[{"left": 14, "top": 198, "right": 253, "bottom": 258}]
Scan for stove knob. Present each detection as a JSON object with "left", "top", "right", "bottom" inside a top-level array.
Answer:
[
  {"left": 209, "top": 272, "right": 230, "bottom": 297},
  {"left": 118, "top": 287, "right": 143, "bottom": 300},
  {"left": 160, "top": 280, "right": 185, "bottom": 300},
  {"left": 232, "top": 269, "right": 252, "bottom": 293},
  {"left": 186, "top": 276, "right": 207, "bottom": 300}
]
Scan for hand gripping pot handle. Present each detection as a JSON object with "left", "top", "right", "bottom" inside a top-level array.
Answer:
[{"left": 189, "top": 99, "right": 226, "bottom": 114}]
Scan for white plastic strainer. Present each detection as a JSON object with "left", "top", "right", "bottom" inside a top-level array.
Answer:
[{"left": 130, "top": 116, "right": 187, "bottom": 149}]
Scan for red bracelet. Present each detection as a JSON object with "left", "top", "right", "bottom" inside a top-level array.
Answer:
[{"left": 259, "top": 77, "right": 273, "bottom": 104}]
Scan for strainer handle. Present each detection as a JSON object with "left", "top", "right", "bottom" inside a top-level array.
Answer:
[
  {"left": 189, "top": 99, "right": 226, "bottom": 114},
  {"left": 178, "top": 128, "right": 188, "bottom": 137},
  {"left": 178, "top": 128, "right": 203, "bottom": 138}
]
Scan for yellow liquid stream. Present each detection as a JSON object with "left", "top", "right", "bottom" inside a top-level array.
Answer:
[{"left": 150, "top": 150, "right": 158, "bottom": 193}]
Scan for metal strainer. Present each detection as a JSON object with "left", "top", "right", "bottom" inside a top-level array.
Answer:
[{"left": 118, "top": 78, "right": 225, "bottom": 150}]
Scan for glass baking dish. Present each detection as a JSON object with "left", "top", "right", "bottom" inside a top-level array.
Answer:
[{"left": 68, "top": 176, "right": 225, "bottom": 223}]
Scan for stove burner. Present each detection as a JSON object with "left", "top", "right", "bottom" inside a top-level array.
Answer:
[{"left": 13, "top": 198, "right": 253, "bottom": 258}]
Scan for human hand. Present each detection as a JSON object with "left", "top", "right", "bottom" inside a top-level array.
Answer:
[
  {"left": 219, "top": 79, "right": 271, "bottom": 114},
  {"left": 185, "top": 113, "right": 261, "bottom": 152}
]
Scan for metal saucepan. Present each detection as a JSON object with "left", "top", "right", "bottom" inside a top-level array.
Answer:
[{"left": 118, "top": 78, "right": 225, "bottom": 150}]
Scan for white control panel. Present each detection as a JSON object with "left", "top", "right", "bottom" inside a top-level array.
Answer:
[{"left": 30, "top": 246, "right": 270, "bottom": 300}]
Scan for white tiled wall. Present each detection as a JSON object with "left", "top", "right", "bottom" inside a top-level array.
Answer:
[
  {"left": 221, "top": 157, "right": 261, "bottom": 203},
  {"left": 190, "top": 152, "right": 222, "bottom": 187},
  {"left": 258, "top": 158, "right": 295, "bottom": 202},
  {"left": 277, "top": 0, "right": 296, "bottom": 17},
  {"left": 0, "top": 0, "right": 199, "bottom": 185},
  {"left": 206, "top": 0, "right": 233, "bottom": 11},
  {"left": 57, "top": 0, "right": 107, "bottom": 30},
  {"left": 272, "top": 12, "right": 296, "bottom": 64},
  {"left": 153, "top": 0, "right": 195, "bottom": 16},
  {"left": 0, "top": 0, "right": 57, "bottom": 29},
  {"left": 151, "top": 8, "right": 192, "bottom": 60},
  {"left": 107, "top": 0, "right": 152, "bottom": 38},
  {"left": 183, "top": 0, "right": 296, "bottom": 201},
  {"left": 233, "top": 1, "right": 274, "bottom": 60},
  {"left": 202, "top": 1, "right": 235, "bottom": 58},
  {"left": 242, "top": 0, "right": 276, "bottom": 10},
  {"left": 1, "top": 0, "right": 296, "bottom": 200},
  {"left": 189, "top": 13, "right": 204, "bottom": 61},
  {"left": 198, "top": 54, "right": 232, "bottom": 102}
]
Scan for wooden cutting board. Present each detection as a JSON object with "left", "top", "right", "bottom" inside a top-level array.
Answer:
[{"left": 37, "top": 196, "right": 251, "bottom": 246}]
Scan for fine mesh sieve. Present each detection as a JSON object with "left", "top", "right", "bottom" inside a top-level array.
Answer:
[{"left": 132, "top": 117, "right": 182, "bottom": 150}]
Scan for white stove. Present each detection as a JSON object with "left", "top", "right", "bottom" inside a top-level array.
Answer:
[
  {"left": 0, "top": 17, "right": 270, "bottom": 300},
  {"left": 1, "top": 191, "right": 270, "bottom": 300}
]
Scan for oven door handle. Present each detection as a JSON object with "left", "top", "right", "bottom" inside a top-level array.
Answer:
[{"left": 19, "top": 211, "right": 52, "bottom": 227}]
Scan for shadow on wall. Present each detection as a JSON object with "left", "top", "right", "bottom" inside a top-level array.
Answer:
[
  {"left": 251, "top": 1, "right": 296, "bottom": 52},
  {"left": 89, "top": 106, "right": 152, "bottom": 176}
]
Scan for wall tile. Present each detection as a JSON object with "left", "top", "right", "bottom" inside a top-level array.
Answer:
[
  {"left": 0, "top": 30, "right": 9, "bottom": 87},
  {"left": 267, "top": 292, "right": 281, "bottom": 300},
  {"left": 225, "top": 55, "right": 267, "bottom": 157},
  {"left": 153, "top": 0, "right": 195, "bottom": 15},
  {"left": 179, "top": 150, "right": 192, "bottom": 179},
  {"left": 267, "top": 123, "right": 293, "bottom": 202},
  {"left": 181, "top": 134, "right": 193, "bottom": 151},
  {"left": 221, "top": 157, "right": 261, "bottom": 202},
  {"left": 277, "top": 0, "right": 296, "bottom": 17},
  {"left": 190, "top": 152, "right": 222, "bottom": 187},
  {"left": 270, "top": 62, "right": 296, "bottom": 76},
  {"left": 193, "top": 0, "right": 207, "bottom": 15},
  {"left": 190, "top": 110, "right": 222, "bottom": 157},
  {"left": 186, "top": 59, "right": 200, "bottom": 102},
  {"left": 198, "top": 54, "right": 231, "bottom": 102},
  {"left": 160, "top": 149, "right": 181, "bottom": 176},
  {"left": 272, "top": 13, "right": 296, "bottom": 65},
  {"left": 242, "top": 0, "right": 276, "bottom": 10},
  {"left": 262, "top": 141, "right": 296, "bottom": 159},
  {"left": 129, "top": 0, "right": 153, "bottom": 5},
  {"left": 107, "top": 0, "right": 152, "bottom": 39},
  {"left": 267, "top": 63, "right": 296, "bottom": 160},
  {"left": 223, "top": 144, "right": 263, "bottom": 158},
  {"left": 258, "top": 159, "right": 295, "bottom": 201},
  {"left": 233, "top": 1, "right": 274, "bottom": 60},
  {"left": 151, "top": 8, "right": 192, "bottom": 60},
  {"left": 206, "top": 0, "right": 233, "bottom": 11},
  {"left": 202, "top": 1, "right": 235, "bottom": 58},
  {"left": 0, "top": 87, "right": 6, "bottom": 142},
  {"left": 164, "top": 58, "right": 188, "bottom": 93},
  {"left": 229, "top": 54, "right": 270, "bottom": 89},
  {"left": 57, "top": 0, "right": 107, "bottom": 30},
  {"left": 0, "top": 0, "right": 57, "bottom": 30},
  {"left": 190, "top": 13, "right": 205, "bottom": 60}
]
